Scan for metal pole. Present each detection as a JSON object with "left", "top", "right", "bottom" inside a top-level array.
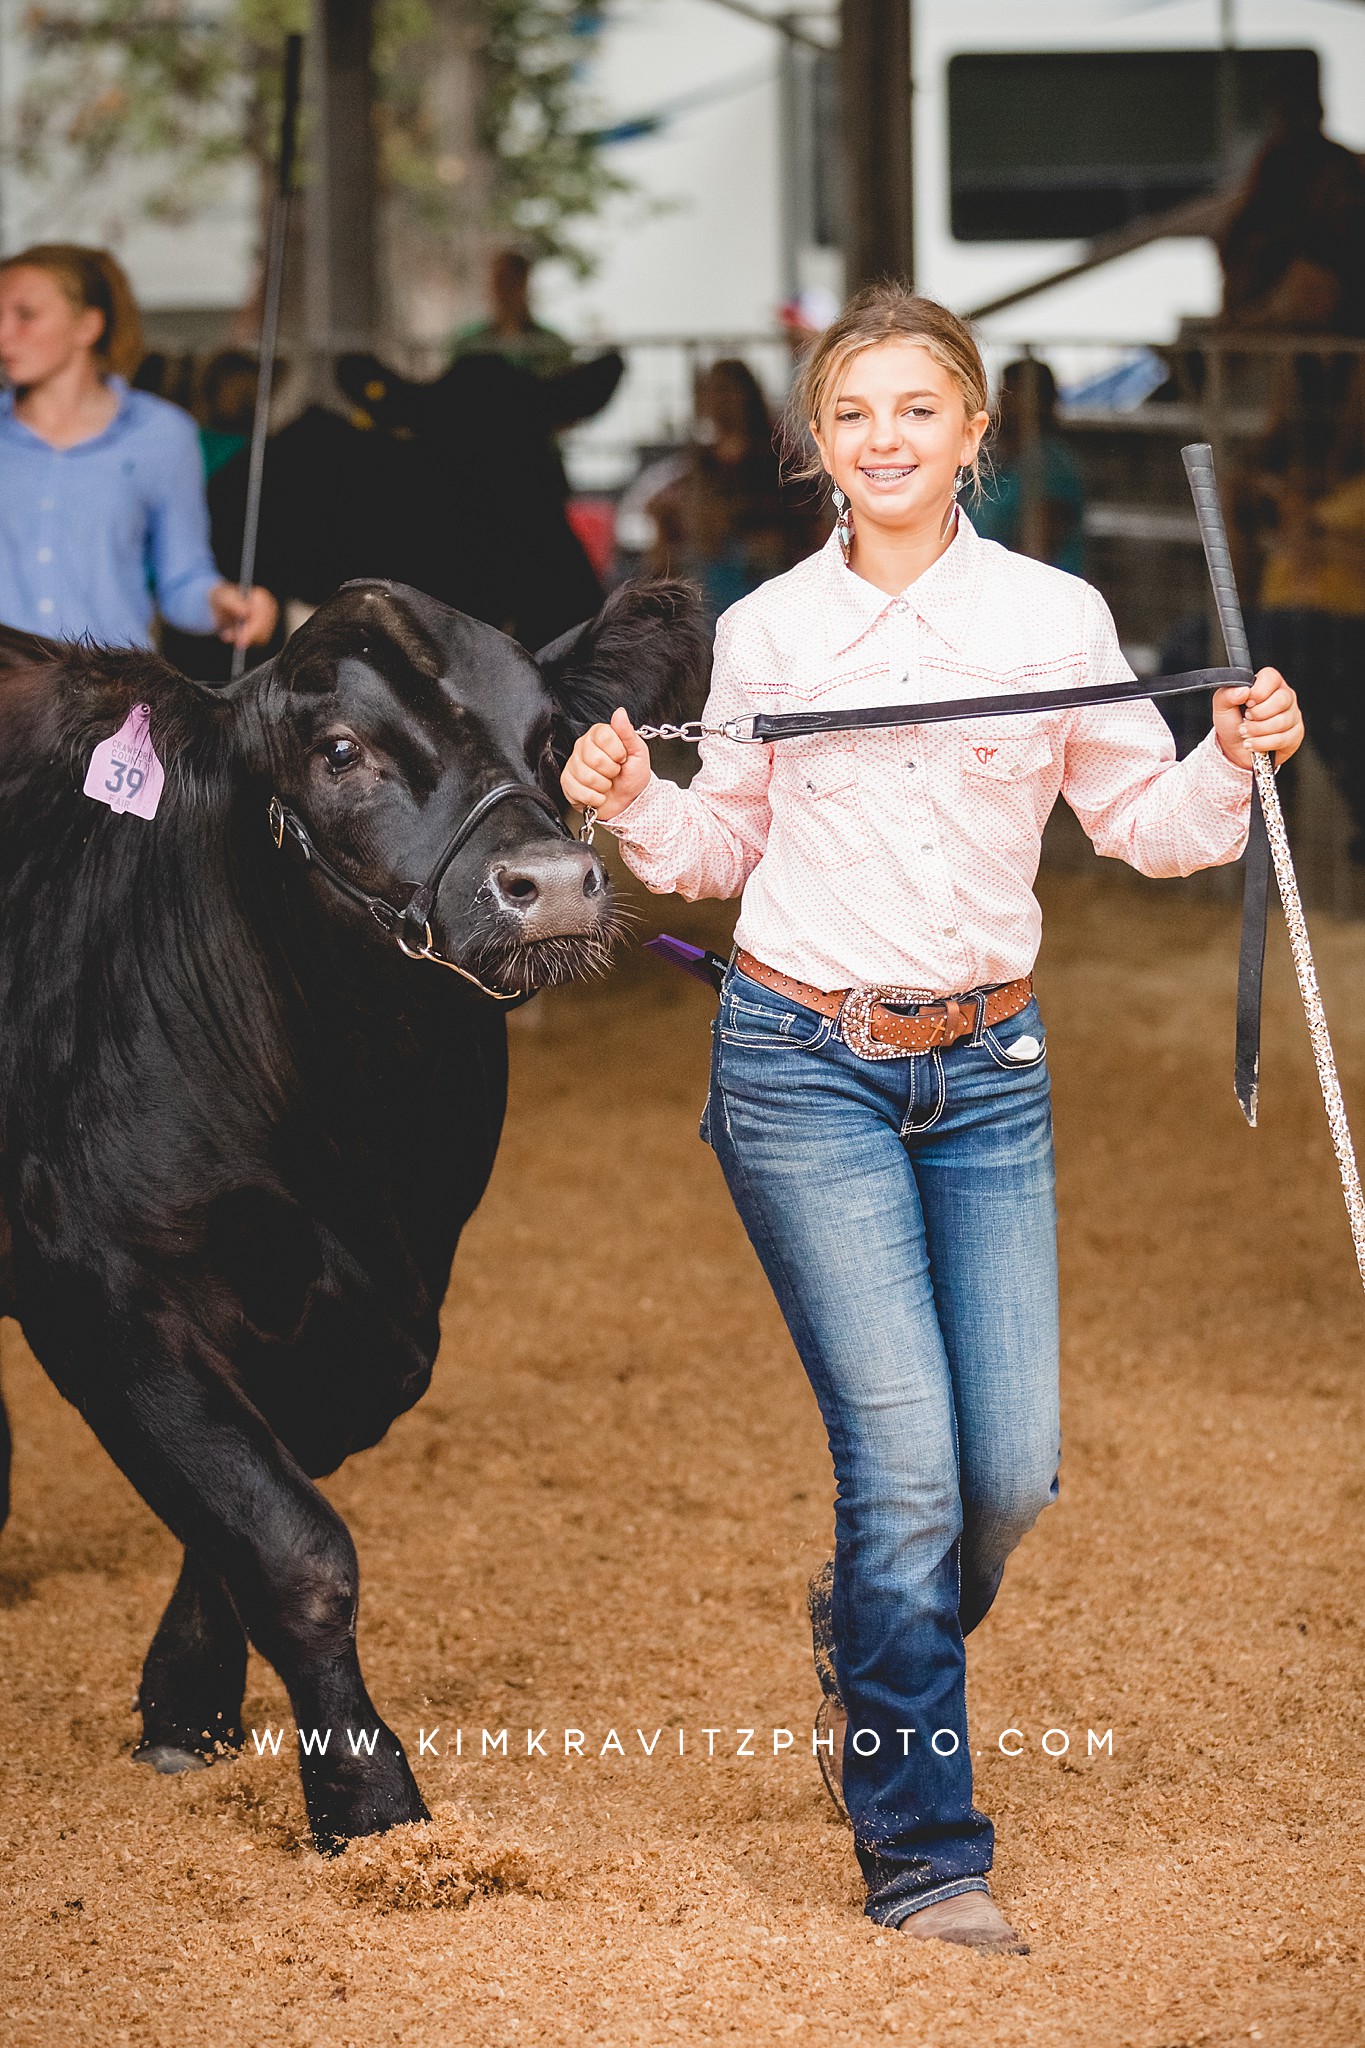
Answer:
[
  {"left": 839, "top": 0, "right": 913, "bottom": 291},
  {"left": 1216, "top": 0, "right": 1238, "bottom": 181},
  {"left": 778, "top": 16, "right": 801, "bottom": 306},
  {"left": 232, "top": 32, "right": 303, "bottom": 682},
  {"left": 305, "top": 0, "right": 380, "bottom": 386}
]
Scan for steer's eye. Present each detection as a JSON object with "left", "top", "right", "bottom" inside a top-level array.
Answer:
[
  {"left": 321, "top": 736, "right": 363, "bottom": 775},
  {"left": 531, "top": 724, "right": 559, "bottom": 787}
]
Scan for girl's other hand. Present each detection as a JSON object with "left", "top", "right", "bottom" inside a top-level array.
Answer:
[
  {"left": 561, "top": 707, "right": 653, "bottom": 822},
  {"left": 210, "top": 581, "right": 279, "bottom": 648},
  {"left": 1213, "top": 665, "right": 1304, "bottom": 771}
]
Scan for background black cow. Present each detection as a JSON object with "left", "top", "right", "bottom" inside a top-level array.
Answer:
[
  {"left": 162, "top": 349, "right": 625, "bottom": 685},
  {"left": 0, "top": 576, "right": 706, "bottom": 1851}
]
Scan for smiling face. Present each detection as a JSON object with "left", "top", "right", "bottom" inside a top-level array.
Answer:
[
  {"left": 811, "top": 340, "right": 989, "bottom": 539},
  {"left": 0, "top": 264, "right": 105, "bottom": 391},
  {"left": 264, "top": 585, "right": 614, "bottom": 996}
]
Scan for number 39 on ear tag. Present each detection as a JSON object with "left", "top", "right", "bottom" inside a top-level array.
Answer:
[{"left": 83, "top": 702, "right": 165, "bottom": 820}]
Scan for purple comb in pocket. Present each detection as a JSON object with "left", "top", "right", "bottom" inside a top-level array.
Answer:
[{"left": 644, "top": 934, "right": 727, "bottom": 993}]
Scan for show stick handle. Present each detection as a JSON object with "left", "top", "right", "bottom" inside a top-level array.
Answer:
[
  {"left": 1181, "top": 442, "right": 1253, "bottom": 672},
  {"left": 231, "top": 32, "right": 303, "bottom": 683}
]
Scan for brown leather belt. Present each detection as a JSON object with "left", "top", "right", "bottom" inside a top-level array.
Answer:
[{"left": 734, "top": 949, "right": 1034, "bottom": 1061}]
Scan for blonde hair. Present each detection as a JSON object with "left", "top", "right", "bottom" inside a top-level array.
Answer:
[
  {"left": 786, "top": 283, "right": 992, "bottom": 494},
  {"left": 0, "top": 244, "right": 143, "bottom": 381}
]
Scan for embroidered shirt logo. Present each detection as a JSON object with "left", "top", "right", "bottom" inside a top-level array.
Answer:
[{"left": 974, "top": 745, "right": 998, "bottom": 764}]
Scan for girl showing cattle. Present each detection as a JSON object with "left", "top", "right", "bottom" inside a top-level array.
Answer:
[
  {"left": 562, "top": 286, "right": 1303, "bottom": 1951},
  {"left": 0, "top": 244, "right": 276, "bottom": 652}
]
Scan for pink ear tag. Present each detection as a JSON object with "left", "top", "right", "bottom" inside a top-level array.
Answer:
[{"left": 83, "top": 703, "right": 165, "bottom": 820}]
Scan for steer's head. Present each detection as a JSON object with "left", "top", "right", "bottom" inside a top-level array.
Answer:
[{"left": 251, "top": 579, "right": 708, "bottom": 997}]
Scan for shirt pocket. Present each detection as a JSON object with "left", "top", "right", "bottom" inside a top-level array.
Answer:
[
  {"left": 960, "top": 728, "right": 1055, "bottom": 783},
  {"left": 764, "top": 661, "right": 890, "bottom": 871},
  {"left": 770, "top": 736, "right": 870, "bottom": 870}
]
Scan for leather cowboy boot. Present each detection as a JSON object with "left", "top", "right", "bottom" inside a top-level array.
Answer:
[{"left": 898, "top": 1891, "right": 1029, "bottom": 1954}]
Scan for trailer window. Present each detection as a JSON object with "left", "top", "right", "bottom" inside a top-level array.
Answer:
[{"left": 948, "top": 47, "right": 1322, "bottom": 242}]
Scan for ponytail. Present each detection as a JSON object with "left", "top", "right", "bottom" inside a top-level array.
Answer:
[{"left": 0, "top": 244, "right": 143, "bottom": 379}]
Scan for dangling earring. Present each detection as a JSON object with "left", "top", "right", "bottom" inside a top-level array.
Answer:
[
  {"left": 832, "top": 484, "right": 854, "bottom": 562},
  {"left": 941, "top": 467, "right": 965, "bottom": 541}
]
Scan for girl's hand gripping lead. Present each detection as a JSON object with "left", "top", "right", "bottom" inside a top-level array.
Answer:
[
  {"left": 1212, "top": 665, "right": 1304, "bottom": 771},
  {"left": 561, "top": 707, "right": 653, "bottom": 824}
]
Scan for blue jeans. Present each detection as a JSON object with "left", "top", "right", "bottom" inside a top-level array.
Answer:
[{"left": 703, "top": 965, "right": 1060, "bottom": 1927}]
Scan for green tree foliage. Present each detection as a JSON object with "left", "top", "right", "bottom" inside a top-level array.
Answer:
[
  {"left": 480, "top": 0, "right": 623, "bottom": 273},
  {"left": 11, "top": 0, "right": 621, "bottom": 267}
]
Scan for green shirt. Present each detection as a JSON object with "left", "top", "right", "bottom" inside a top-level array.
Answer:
[{"left": 447, "top": 320, "right": 575, "bottom": 378}]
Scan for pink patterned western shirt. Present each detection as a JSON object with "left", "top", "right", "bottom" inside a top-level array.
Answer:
[{"left": 604, "top": 514, "right": 1253, "bottom": 995}]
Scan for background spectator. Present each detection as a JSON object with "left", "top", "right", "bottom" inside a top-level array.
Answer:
[
  {"left": 973, "top": 357, "right": 1085, "bottom": 574},
  {"left": 449, "top": 247, "right": 575, "bottom": 377},
  {"left": 197, "top": 348, "right": 259, "bottom": 479},
  {"left": 640, "top": 357, "right": 817, "bottom": 619},
  {"left": 1241, "top": 359, "right": 1365, "bottom": 851},
  {"left": 0, "top": 243, "right": 275, "bottom": 653},
  {"left": 1218, "top": 73, "right": 1365, "bottom": 335}
]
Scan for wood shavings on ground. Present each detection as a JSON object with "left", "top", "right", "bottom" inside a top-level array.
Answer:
[{"left": 1, "top": 863, "right": 1363, "bottom": 2045}]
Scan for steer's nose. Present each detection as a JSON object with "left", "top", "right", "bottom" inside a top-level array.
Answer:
[{"left": 487, "top": 844, "right": 608, "bottom": 936}]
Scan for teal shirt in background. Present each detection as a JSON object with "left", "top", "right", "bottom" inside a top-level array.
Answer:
[
  {"left": 973, "top": 437, "right": 1086, "bottom": 577},
  {"left": 200, "top": 426, "right": 247, "bottom": 480}
]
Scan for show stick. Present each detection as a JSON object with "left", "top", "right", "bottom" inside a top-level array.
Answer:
[
  {"left": 1183, "top": 441, "right": 1365, "bottom": 1290},
  {"left": 231, "top": 31, "right": 303, "bottom": 683}
]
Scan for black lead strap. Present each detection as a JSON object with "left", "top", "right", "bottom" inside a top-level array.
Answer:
[
  {"left": 728, "top": 663, "right": 1260, "bottom": 1113},
  {"left": 737, "top": 664, "right": 1252, "bottom": 744},
  {"left": 633, "top": 661, "right": 1263, "bottom": 1104}
]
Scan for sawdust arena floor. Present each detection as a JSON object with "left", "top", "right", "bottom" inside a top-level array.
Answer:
[{"left": 2, "top": 858, "right": 1364, "bottom": 2047}]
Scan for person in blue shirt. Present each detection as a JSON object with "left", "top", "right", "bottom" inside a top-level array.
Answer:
[{"left": 0, "top": 244, "right": 276, "bottom": 651}]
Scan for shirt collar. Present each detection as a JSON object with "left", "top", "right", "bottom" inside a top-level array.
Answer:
[
  {"left": 820, "top": 508, "right": 984, "bottom": 660},
  {"left": 0, "top": 375, "right": 133, "bottom": 450}
]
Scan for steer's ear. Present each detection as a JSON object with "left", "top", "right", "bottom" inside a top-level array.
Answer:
[{"left": 535, "top": 578, "right": 710, "bottom": 764}]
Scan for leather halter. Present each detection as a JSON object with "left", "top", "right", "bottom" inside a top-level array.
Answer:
[{"left": 267, "top": 779, "right": 568, "bottom": 1002}]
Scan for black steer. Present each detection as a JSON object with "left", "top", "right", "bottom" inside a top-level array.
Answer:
[{"left": 0, "top": 577, "right": 706, "bottom": 1851}]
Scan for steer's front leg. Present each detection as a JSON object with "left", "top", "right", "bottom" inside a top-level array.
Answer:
[{"left": 69, "top": 1331, "right": 429, "bottom": 1852}]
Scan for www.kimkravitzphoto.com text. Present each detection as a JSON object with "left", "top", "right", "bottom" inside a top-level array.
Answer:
[{"left": 242, "top": 1723, "right": 1118, "bottom": 1764}]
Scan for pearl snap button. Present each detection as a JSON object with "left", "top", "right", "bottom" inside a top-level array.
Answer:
[
  {"left": 37, "top": 547, "right": 52, "bottom": 563},
  {"left": 38, "top": 599, "right": 54, "bottom": 614}
]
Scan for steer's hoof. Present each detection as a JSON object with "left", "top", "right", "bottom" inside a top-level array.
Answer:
[{"left": 133, "top": 1741, "right": 213, "bottom": 1775}]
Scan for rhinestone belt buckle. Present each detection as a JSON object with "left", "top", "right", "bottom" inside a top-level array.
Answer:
[{"left": 838, "top": 983, "right": 940, "bottom": 1062}]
